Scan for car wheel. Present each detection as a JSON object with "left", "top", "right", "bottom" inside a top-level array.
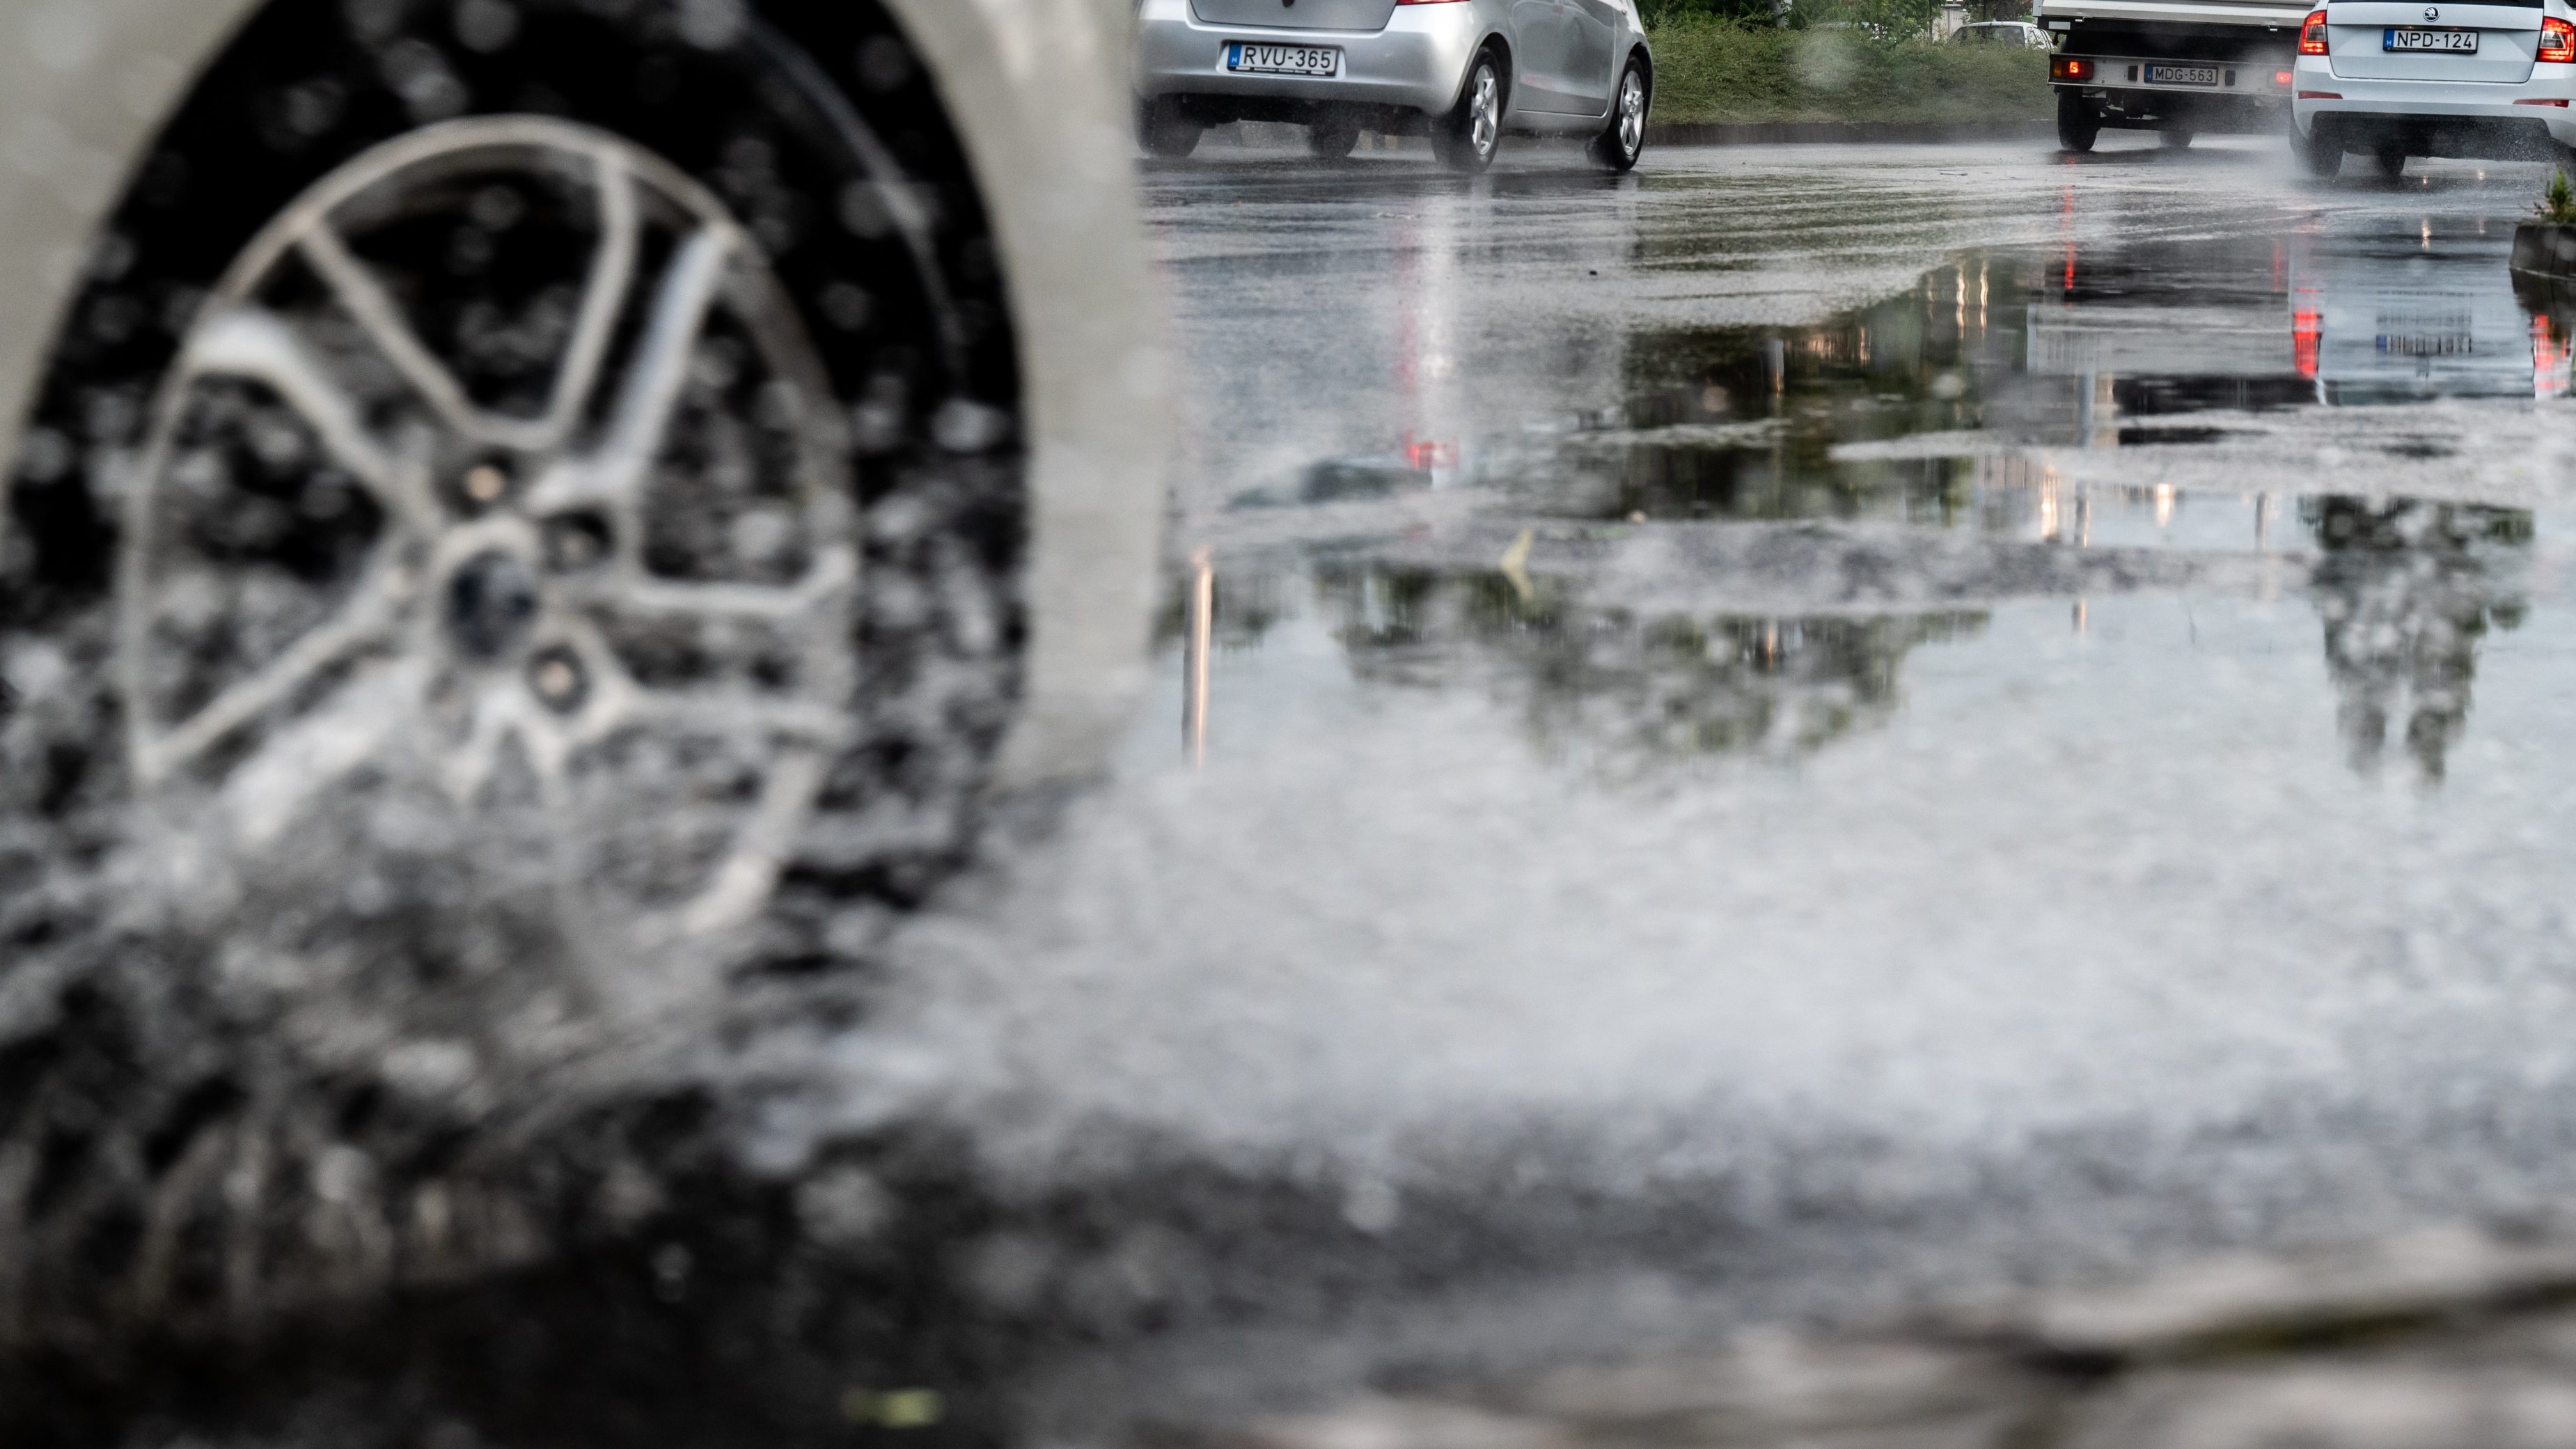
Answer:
[
  {"left": 2374, "top": 146, "right": 2409, "bottom": 179},
  {"left": 2293, "top": 118, "right": 2346, "bottom": 178},
  {"left": 2, "top": 0, "right": 1032, "bottom": 1133},
  {"left": 1308, "top": 116, "right": 1362, "bottom": 161},
  {"left": 1139, "top": 96, "right": 1205, "bottom": 159},
  {"left": 1590, "top": 56, "right": 1651, "bottom": 172},
  {"left": 2161, "top": 127, "right": 2194, "bottom": 150},
  {"left": 2055, "top": 91, "right": 2100, "bottom": 154},
  {"left": 1434, "top": 49, "right": 1508, "bottom": 173}
]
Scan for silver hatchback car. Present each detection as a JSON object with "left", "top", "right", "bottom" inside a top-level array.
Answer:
[{"left": 1134, "top": 0, "right": 1655, "bottom": 171}]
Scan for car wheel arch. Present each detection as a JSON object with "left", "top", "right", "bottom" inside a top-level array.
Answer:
[{"left": 1470, "top": 33, "right": 1516, "bottom": 107}]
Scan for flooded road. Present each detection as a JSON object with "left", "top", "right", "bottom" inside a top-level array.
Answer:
[
  {"left": 22, "top": 134, "right": 2576, "bottom": 1449},
  {"left": 828, "top": 136, "right": 2576, "bottom": 1434}
]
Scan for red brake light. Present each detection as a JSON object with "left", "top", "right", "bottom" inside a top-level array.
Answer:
[
  {"left": 2050, "top": 56, "right": 2095, "bottom": 81},
  {"left": 2300, "top": 9, "right": 2330, "bottom": 55},
  {"left": 2542, "top": 15, "right": 2574, "bottom": 61},
  {"left": 2275, "top": 69, "right": 2294, "bottom": 84}
]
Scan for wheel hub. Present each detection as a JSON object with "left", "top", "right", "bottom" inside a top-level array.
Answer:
[
  {"left": 117, "top": 116, "right": 859, "bottom": 942},
  {"left": 444, "top": 548, "right": 540, "bottom": 661}
]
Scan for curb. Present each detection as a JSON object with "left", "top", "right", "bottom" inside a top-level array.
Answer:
[{"left": 1646, "top": 119, "right": 2056, "bottom": 145}]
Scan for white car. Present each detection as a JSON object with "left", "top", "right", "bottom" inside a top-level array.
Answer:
[
  {"left": 1, "top": 0, "right": 1166, "bottom": 993},
  {"left": 1954, "top": 20, "right": 2056, "bottom": 48},
  {"left": 1132, "top": 0, "right": 1655, "bottom": 171},
  {"left": 2291, "top": 0, "right": 2576, "bottom": 177}
]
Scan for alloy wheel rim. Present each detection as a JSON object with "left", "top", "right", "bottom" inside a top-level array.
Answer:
[
  {"left": 118, "top": 115, "right": 858, "bottom": 943},
  {"left": 1619, "top": 71, "right": 1646, "bottom": 157},
  {"left": 1472, "top": 66, "right": 1500, "bottom": 156}
]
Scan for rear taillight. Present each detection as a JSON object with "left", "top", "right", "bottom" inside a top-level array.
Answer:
[
  {"left": 2050, "top": 56, "right": 2095, "bottom": 81},
  {"left": 2300, "top": 9, "right": 2330, "bottom": 55},
  {"left": 2541, "top": 15, "right": 2574, "bottom": 61}
]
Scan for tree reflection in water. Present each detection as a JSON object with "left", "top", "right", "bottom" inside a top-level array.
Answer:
[
  {"left": 2303, "top": 497, "right": 2531, "bottom": 783},
  {"left": 1315, "top": 564, "right": 1982, "bottom": 775}
]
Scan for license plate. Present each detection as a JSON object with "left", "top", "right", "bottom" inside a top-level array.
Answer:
[
  {"left": 2146, "top": 64, "right": 2221, "bottom": 85},
  {"left": 1227, "top": 42, "right": 1341, "bottom": 75},
  {"left": 2384, "top": 26, "right": 2479, "bottom": 51}
]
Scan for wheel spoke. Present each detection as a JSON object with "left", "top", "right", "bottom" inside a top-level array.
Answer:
[
  {"left": 540, "top": 153, "right": 640, "bottom": 448},
  {"left": 141, "top": 563, "right": 406, "bottom": 781},
  {"left": 675, "top": 748, "right": 826, "bottom": 936},
  {"left": 219, "top": 655, "right": 429, "bottom": 845},
  {"left": 298, "top": 224, "right": 529, "bottom": 449},
  {"left": 184, "top": 309, "right": 439, "bottom": 533},
  {"left": 593, "top": 226, "right": 734, "bottom": 506},
  {"left": 583, "top": 546, "right": 857, "bottom": 625}
]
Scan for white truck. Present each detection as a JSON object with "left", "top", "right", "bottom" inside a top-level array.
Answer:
[{"left": 2039, "top": 0, "right": 2311, "bottom": 150}]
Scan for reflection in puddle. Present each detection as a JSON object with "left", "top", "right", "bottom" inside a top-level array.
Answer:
[
  {"left": 1477, "top": 223, "right": 2569, "bottom": 532},
  {"left": 1314, "top": 564, "right": 1986, "bottom": 773},
  {"left": 2309, "top": 499, "right": 2532, "bottom": 782},
  {"left": 1190, "top": 213, "right": 2557, "bottom": 789}
]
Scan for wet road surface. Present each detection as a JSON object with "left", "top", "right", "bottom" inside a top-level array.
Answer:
[{"left": 825, "top": 134, "right": 2576, "bottom": 1435}]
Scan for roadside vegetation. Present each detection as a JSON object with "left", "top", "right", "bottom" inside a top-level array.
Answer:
[
  {"left": 1642, "top": 9, "right": 2053, "bottom": 127},
  {"left": 2539, "top": 168, "right": 2576, "bottom": 224}
]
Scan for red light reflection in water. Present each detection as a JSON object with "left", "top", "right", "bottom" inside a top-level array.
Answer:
[
  {"left": 1404, "top": 438, "right": 1458, "bottom": 471},
  {"left": 2293, "top": 308, "right": 2322, "bottom": 378},
  {"left": 2060, "top": 187, "right": 2076, "bottom": 292},
  {"left": 2535, "top": 313, "right": 2573, "bottom": 398}
]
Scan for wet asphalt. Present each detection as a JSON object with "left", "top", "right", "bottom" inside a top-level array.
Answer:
[{"left": 824, "top": 133, "right": 2576, "bottom": 1432}]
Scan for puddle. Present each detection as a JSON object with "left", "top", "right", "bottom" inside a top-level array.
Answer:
[
  {"left": 1185, "top": 216, "right": 2561, "bottom": 785},
  {"left": 1463, "top": 221, "right": 2571, "bottom": 528}
]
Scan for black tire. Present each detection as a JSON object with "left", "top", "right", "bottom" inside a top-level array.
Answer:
[
  {"left": 1308, "top": 115, "right": 1362, "bottom": 161},
  {"left": 2056, "top": 90, "right": 2100, "bottom": 153},
  {"left": 1433, "top": 47, "right": 1509, "bottom": 173},
  {"left": 1138, "top": 95, "right": 1204, "bottom": 158},
  {"left": 2374, "top": 146, "right": 2409, "bottom": 179},
  {"left": 0, "top": 0, "right": 1030, "bottom": 1346},
  {"left": 1589, "top": 54, "right": 1650, "bottom": 172},
  {"left": 2161, "top": 127, "right": 2195, "bottom": 150},
  {"left": 2294, "top": 118, "right": 2345, "bottom": 178}
]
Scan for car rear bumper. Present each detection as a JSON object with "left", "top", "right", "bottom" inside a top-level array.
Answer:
[
  {"left": 2063, "top": 54, "right": 2298, "bottom": 99},
  {"left": 1133, "top": 0, "right": 1483, "bottom": 117},
  {"left": 2292, "top": 54, "right": 2576, "bottom": 146}
]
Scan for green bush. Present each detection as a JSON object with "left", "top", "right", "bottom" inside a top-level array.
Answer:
[
  {"left": 1647, "top": 16, "right": 2052, "bottom": 125},
  {"left": 2540, "top": 169, "right": 2576, "bottom": 224}
]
